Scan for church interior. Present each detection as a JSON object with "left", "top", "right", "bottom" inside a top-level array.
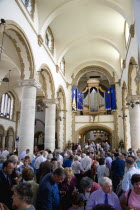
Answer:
[{"left": 0, "top": 0, "right": 140, "bottom": 155}]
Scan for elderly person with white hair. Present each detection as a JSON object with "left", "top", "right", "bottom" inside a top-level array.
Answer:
[{"left": 86, "top": 177, "right": 122, "bottom": 210}]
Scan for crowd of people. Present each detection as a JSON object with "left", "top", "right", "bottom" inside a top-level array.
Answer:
[{"left": 0, "top": 142, "right": 140, "bottom": 210}]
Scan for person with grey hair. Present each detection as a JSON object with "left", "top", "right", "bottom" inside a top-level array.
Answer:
[
  {"left": 86, "top": 177, "right": 121, "bottom": 210},
  {"left": 79, "top": 177, "right": 101, "bottom": 207},
  {"left": 37, "top": 168, "right": 65, "bottom": 210},
  {"left": 12, "top": 182, "right": 35, "bottom": 210},
  {"left": 122, "top": 157, "right": 140, "bottom": 192},
  {"left": 0, "top": 156, "right": 7, "bottom": 170}
]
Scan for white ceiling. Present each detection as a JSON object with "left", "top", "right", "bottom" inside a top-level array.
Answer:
[
  {"left": 1, "top": 0, "right": 133, "bottom": 83},
  {"left": 31, "top": 0, "right": 133, "bottom": 78}
]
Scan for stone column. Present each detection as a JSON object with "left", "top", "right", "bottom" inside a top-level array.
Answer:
[
  {"left": 43, "top": 99, "right": 58, "bottom": 152},
  {"left": 133, "top": 0, "right": 140, "bottom": 57},
  {"left": 18, "top": 79, "right": 41, "bottom": 156},
  {"left": 127, "top": 95, "right": 140, "bottom": 152},
  {"left": 2, "top": 135, "right": 5, "bottom": 149}
]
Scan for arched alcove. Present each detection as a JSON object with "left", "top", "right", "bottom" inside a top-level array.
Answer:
[
  {"left": 76, "top": 124, "right": 113, "bottom": 148},
  {"left": 5, "top": 127, "right": 14, "bottom": 152},
  {"left": 0, "top": 125, "right": 5, "bottom": 148}
]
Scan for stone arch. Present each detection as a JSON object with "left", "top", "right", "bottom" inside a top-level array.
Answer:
[
  {"left": 128, "top": 57, "right": 138, "bottom": 95},
  {"left": 0, "top": 125, "right": 5, "bottom": 148},
  {"left": 76, "top": 124, "right": 113, "bottom": 148},
  {"left": 5, "top": 126, "right": 14, "bottom": 152},
  {"left": 58, "top": 36, "right": 124, "bottom": 63},
  {"left": 34, "top": 131, "right": 45, "bottom": 150},
  {"left": 72, "top": 66, "right": 114, "bottom": 86},
  {"left": 37, "top": 64, "right": 55, "bottom": 99},
  {"left": 2, "top": 20, "right": 35, "bottom": 79},
  {"left": 56, "top": 86, "right": 66, "bottom": 150}
]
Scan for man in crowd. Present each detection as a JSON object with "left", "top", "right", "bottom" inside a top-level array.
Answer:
[
  {"left": 37, "top": 168, "right": 65, "bottom": 210},
  {"left": 86, "top": 177, "right": 121, "bottom": 210},
  {"left": 122, "top": 156, "right": 140, "bottom": 192},
  {"left": 20, "top": 149, "right": 30, "bottom": 160},
  {"left": 111, "top": 152, "right": 125, "bottom": 192},
  {"left": 0, "top": 160, "right": 15, "bottom": 209}
]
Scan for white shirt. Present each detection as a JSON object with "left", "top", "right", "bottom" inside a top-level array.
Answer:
[
  {"left": 1, "top": 150, "right": 9, "bottom": 157},
  {"left": 72, "top": 160, "right": 82, "bottom": 174},
  {"left": 97, "top": 165, "right": 109, "bottom": 181},
  {"left": 80, "top": 156, "right": 92, "bottom": 172},
  {"left": 57, "top": 154, "right": 63, "bottom": 162},
  {"left": 20, "top": 151, "right": 29, "bottom": 160},
  {"left": 34, "top": 155, "right": 46, "bottom": 169},
  {"left": 122, "top": 166, "right": 140, "bottom": 191}
]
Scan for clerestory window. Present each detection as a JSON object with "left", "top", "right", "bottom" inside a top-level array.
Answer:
[
  {"left": 45, "top": 27, "right": 54, "bottom": 54},
  {"left": 22, "top": 0, "right": 35, "bottom": 18}
]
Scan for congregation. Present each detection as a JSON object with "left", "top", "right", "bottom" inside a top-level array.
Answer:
[{"left": 0, "top": 142, "right": 140, "bottom": 210}]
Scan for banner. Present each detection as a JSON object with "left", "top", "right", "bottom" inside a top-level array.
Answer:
[
  {"left": 72, "top": 86, "right": 77, "bottom": 112},
  {"left": 105, "top": 87, "right": 111, "bottom": 110},
  {"left": 105, "top": 85, "right": 117, "bottom": 110},
  {"left": 77, "top": 89, "right": 83, "bottom": 111},
  {"left": 111, "top": 84, "right": 117, "bottom": 110}
]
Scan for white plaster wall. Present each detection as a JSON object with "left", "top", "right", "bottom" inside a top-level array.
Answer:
[
  {"left": 0, "top": 119, "right": 16, "bottom": 131},
  {"left": 65, "top": 85, "right": 73, "bottom": 142},
  {"left": 0, "top": 0, "right": 68, "bottom": 96},
  {"left": 75, "top": 115, "right": 114, "bottom": 131}
]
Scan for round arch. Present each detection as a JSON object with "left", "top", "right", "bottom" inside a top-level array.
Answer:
[
  {"left": 76, "top": 124, "right": 113, "bottom": 148},
  {"left": 72, "top": 66, "right": 114, "bottom": 86},
  {"left": 40, "top": 0, "right": 131, "bottom": 35},
  {"left": 0, "top": 125, "right": 5, "bottom": 148},
  {"left": 37, "top": 64, "right": 55, "bottom": 99},
  {"left": 58, "top": 36, "right": 124, "bottom": 63},
  {"left": 5, "top": 126, "right": 14, "bottom": 153},
  {"left": 4, "top": 20, "right": 35, "bottom": 79}
]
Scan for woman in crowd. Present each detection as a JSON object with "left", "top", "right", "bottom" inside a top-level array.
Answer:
[
  {"left": 71, "top": 155, "right": 82, "bottom": 188},
  {"left": 22, "top": 168, "right": 39, "bottom": 207},
  {"left": 121, "top": 174, "right": 140, "bottom": 210},
  {"left": 12, "top": 182, "right": 35, "bottom": 210},
  {"left": 79, "top": 177, "right": 101, "bottom": 208},
  {"left": 59, "top": 167, "right": 77, "bottom": 209}
]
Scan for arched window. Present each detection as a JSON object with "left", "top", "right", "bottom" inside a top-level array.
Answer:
[
  {"left": 22, "top": 0, "right": 35, "bottom": 18},
  {"left": 0, "top": 93, "right": 14, "bottom": 120},
  {"left": 45, "top": 27, "right": 54, "bottom": 54}
]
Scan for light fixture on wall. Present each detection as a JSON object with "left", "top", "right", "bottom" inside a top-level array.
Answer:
[
  {"left": 118, "top": 115, "right": 127, "bottom": 119},
  {"left": 1, "top": 70, "right": 11, "bottom": 91},
  {"left": 126, "top": 100, "right": 140, "bottom": 108},
  {"left": 0, "top": 18, "right": 6, "bottom": 61},
  {"left": 57, "top": 116, "right": 66, "bottom": 121}
]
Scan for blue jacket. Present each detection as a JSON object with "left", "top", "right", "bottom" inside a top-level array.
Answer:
[
  {"left": 63, "top": 158, "right": 72, "bottom": 168},
  {"left": 111, "top": 157, "right": 125, "bottom": 177},
  {"left": 37, "top": 173, "right": 60, "bottom": 210}
]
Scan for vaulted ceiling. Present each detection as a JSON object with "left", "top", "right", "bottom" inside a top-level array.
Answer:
[{"left": 36, "top": 0, "right": 133, "bottom": 80}]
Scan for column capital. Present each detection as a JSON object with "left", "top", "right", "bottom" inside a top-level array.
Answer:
[
  {"left": 43, "top": 98, "right": 59, "bottom": 105},
  {"left": 127, "top": 94, "right": 140, "bottom": 102},
  {"left": 17, "top": 79, "right": 41, "bottom": 89}
]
